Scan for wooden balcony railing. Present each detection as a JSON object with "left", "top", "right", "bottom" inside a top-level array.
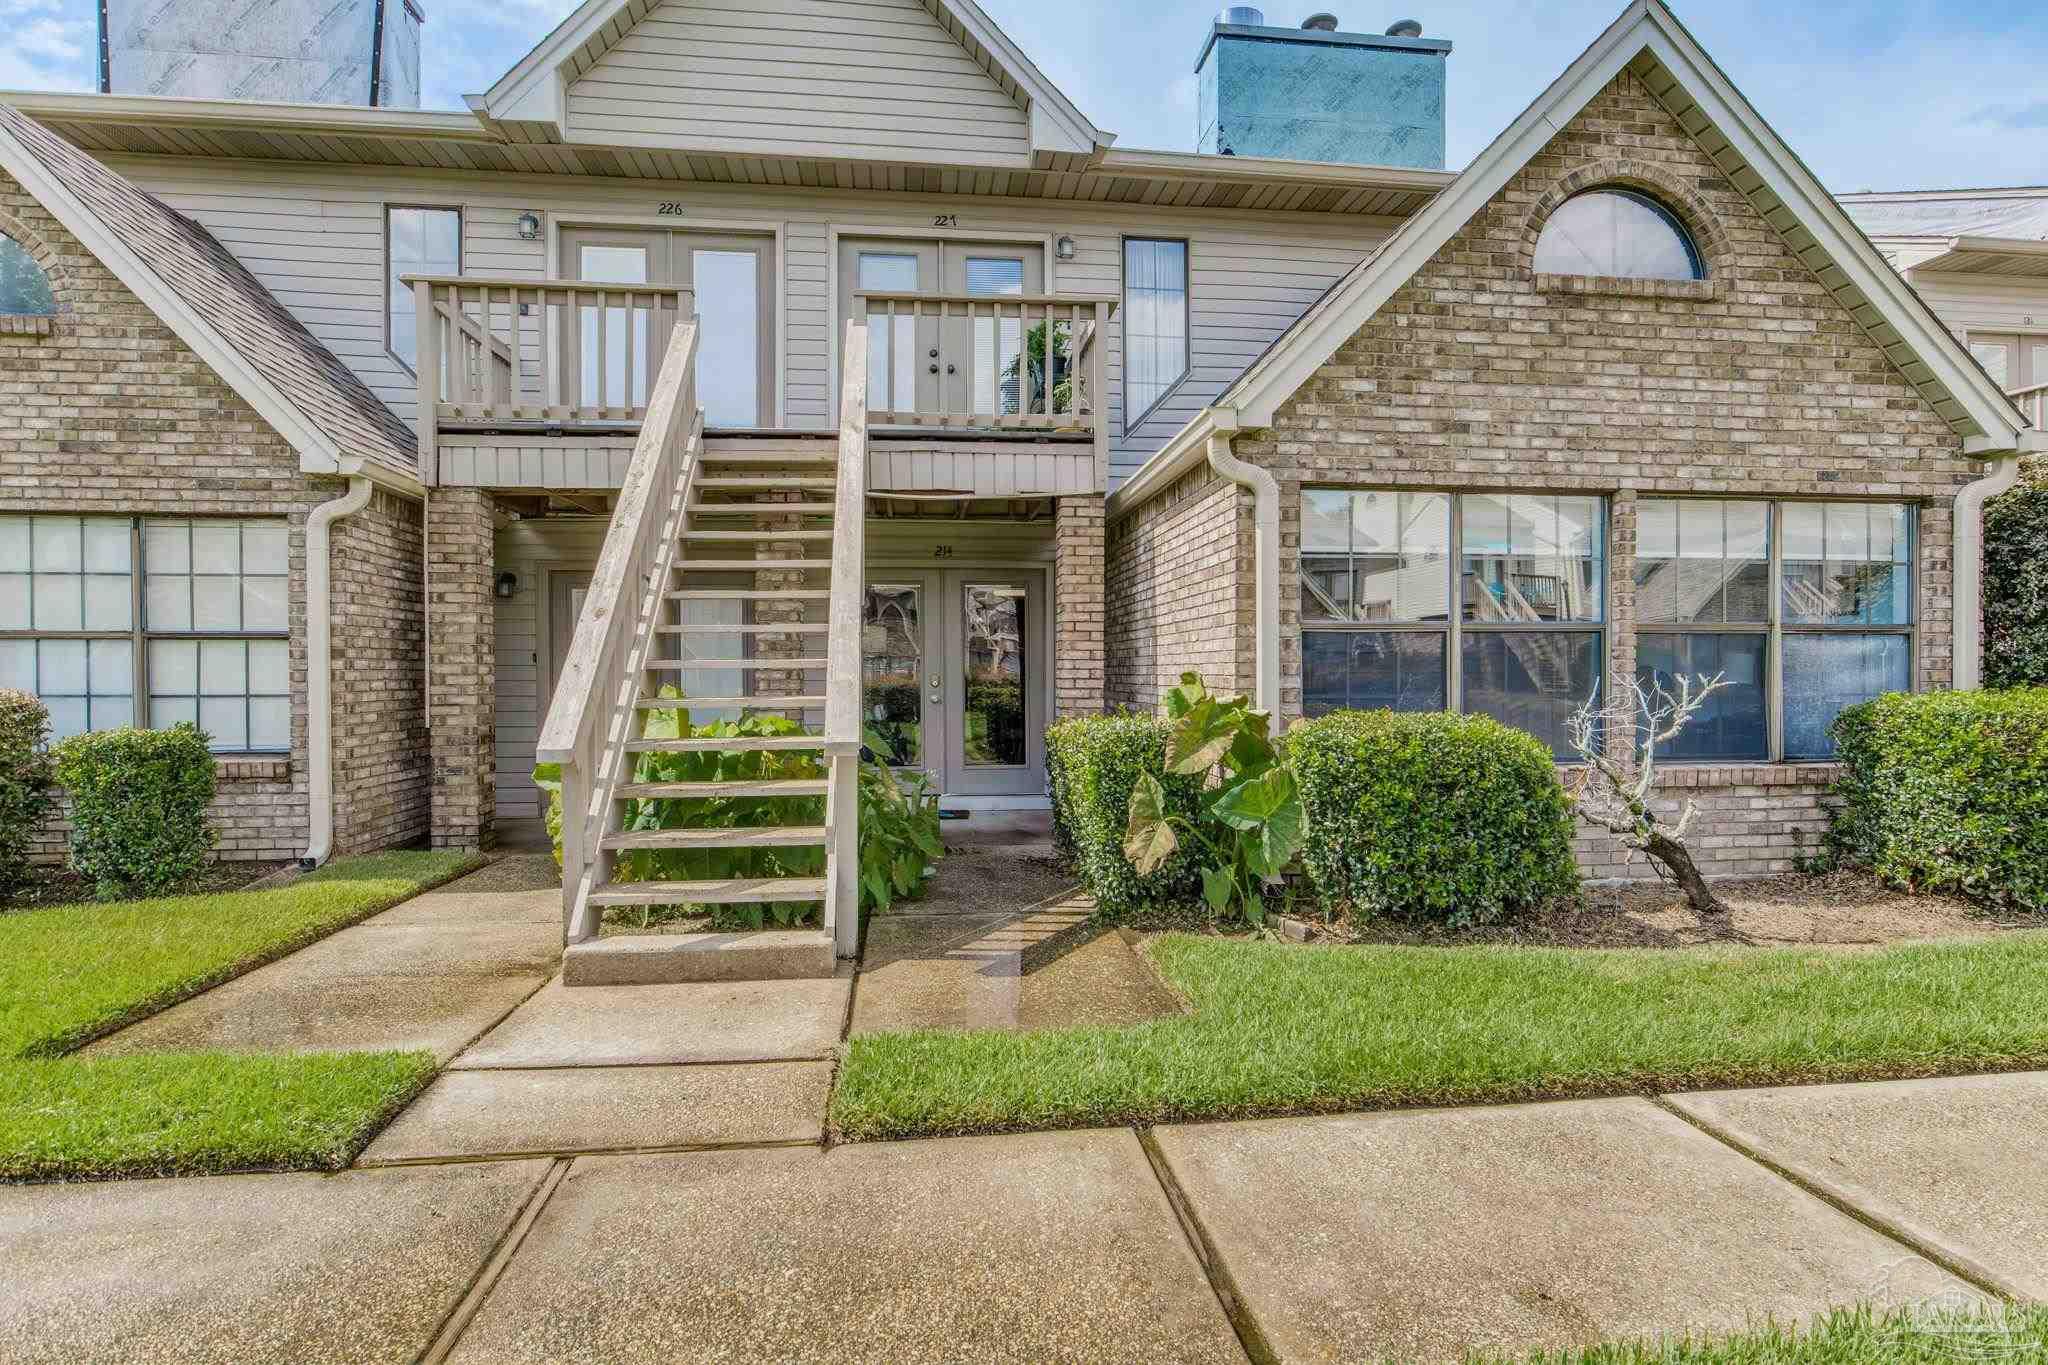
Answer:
[
  {"left": 854, "top": 290, "right": 1113, "bottom": 483},
  {"left": 2012, "top": 380, "right": 2048, "bottom": 432},
  {"left": 406, "top": 274, "right": 694, "bottom": 466}
]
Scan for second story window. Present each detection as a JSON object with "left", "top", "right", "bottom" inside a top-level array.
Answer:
[
  {"left": 1124, "top": 238, "right": 1188, "bottom": 431},
  {"left": 387, "top": 206, "right": 462, "bottom": 372}
]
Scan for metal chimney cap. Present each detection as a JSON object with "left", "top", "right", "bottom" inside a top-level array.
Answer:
[
  {"left": 1220, "top": 6, "right": 1265, "bottom": 24},
  {"left": 1301, "top": 11, "right": 1339, "bottom": 30},
  {"left": 1385, "top": 18, "right": 1423, "bottom": 37}
]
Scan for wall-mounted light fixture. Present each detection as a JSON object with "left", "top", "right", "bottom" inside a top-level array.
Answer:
[
  {"left": 516, "top": 212, "right": 542, "bottom": 241},
  {"left": 1054, "top": 234, "right": 1077, "bottom": 261},
  {"left": 494, "top": 571, "right": 519, "bottom": 599}
]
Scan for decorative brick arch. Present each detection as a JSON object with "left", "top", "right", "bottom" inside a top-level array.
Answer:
[
  {"left": 1516, "top": 157, "right": 1734, "bottom": 291},
  {"left": 0, "top": 207, "right": 71, "bottom": 316}
]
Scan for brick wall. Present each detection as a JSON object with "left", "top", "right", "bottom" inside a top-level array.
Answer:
[
  {"left": 1574, "top": 766, "right": 1840, "bottom": 883},
  {"left": 1054, "top": 495, "right": 1106, "bottom": 718},
  {"left": 1104, "top": 464, "right": 1255, "bottom": 711},
  {"left": 1106, "top": 72, "right": 1982, "bottom": 880},
  {"left": 426, "top": 488, "right": 497, "bottom": 849},
  {"left": 331, "top": 487, "right": 429, "bottom": 853}
]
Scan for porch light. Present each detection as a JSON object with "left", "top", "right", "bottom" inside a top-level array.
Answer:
[
  {"left": 1055, "top": 235, "right": 1077, "bottom": 261},
  {"left": 516, "top": 212, "right": 542, "bottom": 241},
  {"left": 494, "top": 571, "right": 519, "bottom": 599}
]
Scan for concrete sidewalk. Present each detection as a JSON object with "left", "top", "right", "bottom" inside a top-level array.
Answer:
[{"left": 3, "top": 1071, "right": 2042, "bottom": 1363}]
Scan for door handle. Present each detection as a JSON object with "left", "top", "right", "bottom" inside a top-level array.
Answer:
[{"left": 929, "top": 364, "right": 939, "bottom": 374}]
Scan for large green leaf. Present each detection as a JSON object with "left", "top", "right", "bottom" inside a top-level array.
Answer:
[
  {"left": 1216, "top": 767, "right": 1306, "bottom": 876},
  {"left": 1226, "top": 708, "right": 1277, "bottom": 777},
  {"left": 1168, "top": 698, "right": 1239, "bottom": 776},
  {"left": 1122, "top": 772, "right": 1179, "bottom": 875},
  {"left": 1163, "top": 672, "right": 1210, "bottom": 721},
  {"left": 1200, "top": 866, "right": 1236, "bottom": 915}
]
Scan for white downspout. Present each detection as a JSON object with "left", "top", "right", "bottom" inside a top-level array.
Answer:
[
  {"left": 1951, "top": 453, "right": 2021, "bottom": 692},
  {"left": 1203, "top": 415, "right": 1281, "bottom": 712},
  {"left": 301, "top": 475, "right": 375, "bottom": 867}
]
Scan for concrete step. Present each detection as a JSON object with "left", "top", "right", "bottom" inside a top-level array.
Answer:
[
  {"left": 616, "top": 778, "right": 827, "bottom": 799},
  {"left": 624, "top": 736, "right": 826, "bottom": 753},
  {"left": 600, "top": 825, "right": 828, "bottom": 851},
  {"left": 563, "top": 928, "right": 836, "bottom": 986},
  {"left": 634, "top": 695, "right": 825, "bottom": 711}
]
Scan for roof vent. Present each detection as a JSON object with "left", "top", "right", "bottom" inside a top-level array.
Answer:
[
  {"left": 1220, "top": 6, "right": 1266, "bottom": 24},
  {"left": 1385, "top": 18, "right": 1423, "bottom": 37},
  {"left": 1301, "top": 11, "right": 1339, "bottom": 29}
]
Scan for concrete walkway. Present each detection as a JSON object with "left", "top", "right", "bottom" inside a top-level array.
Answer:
[{"left": 16, "top": 853, "right": 2046, "bottom": 1362}]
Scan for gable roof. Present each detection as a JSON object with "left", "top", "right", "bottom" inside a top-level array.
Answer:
[
  {"left": 1201, "top": 0, "right": 2034, "bottom": 454},
  {"left": 0, "top": 104, "right": 420, "bottom": 485},
  {"left": 477, "top": 0, "right": 1109, "bottom": 166}
]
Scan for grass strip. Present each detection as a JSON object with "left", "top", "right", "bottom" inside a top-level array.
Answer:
[
  {"left": 1472, "top": 1302, "right": 2048, "bottom": 1363},
  {"left": 0, "top": 850, "right": 481, "bottom": 1181},
  {"left": 0, "top": 849, "right": 483, "bottom": 1057},
  {"left": 834, "top": 930, "right": 2048, "bottom": 1140},
  {"left": 0, "top": 1051, "right": 438, "bottom": 1182}
]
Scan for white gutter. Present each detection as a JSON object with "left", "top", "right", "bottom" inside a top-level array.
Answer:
[
  {"left": 301, "top": 474, "right": 374, "bottom": 867},
  {"left": 1951, "top": 452, "right": 2023, "bottom": 692}
]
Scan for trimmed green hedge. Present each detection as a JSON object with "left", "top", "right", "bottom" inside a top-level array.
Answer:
[
  {"left": 1986, "top": 477, "right": 2048, "bottom": 689},
  {"left": 1827, "top": 688, "right": 2048, "bottom": 912},
  {"left": 52, "top": 725, "right": 217, "bottom": 900},
  {"left": 1288, "top": 710, "right": 1580, "bottom": 926},
  {"left": 1046, "top": 713, "right": 1203, "bottom": 917},
  {"left": 0, "top": 690, "right": 55, "bottom": 897}
]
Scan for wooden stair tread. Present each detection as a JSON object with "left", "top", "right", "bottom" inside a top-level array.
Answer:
[
  {"left": 669, "top": 590, "right": 829, "bottom": 601},
  {"left": 588, "top": 877, "right": 827, "bottom": 906},
  {"left": 601, "top": 825, "right": 828, "bottom": 850},
  {"left": 624, "top": 735, "right": 825, "bottom": 752},
  {"left": 689, "top": 502, "right": 838, "bottom": 515},
  {"left": 656, "top": 623, "right": 829, "bottom": 634},
  {"left": 696, "top": 477, "right": 837, "bottom": 489},
  {"left": 645, "top": 658, "right": 829, "bottom": 671},
  {"left": 674, "top": 559, "right": 828, "bottom": 572},
  {"left": 634, "top": 695, "right": 825, "bottom": 709},
  {"left": 618, "top": 778, "right": 826, "bottom": 799},
  {"left": 683, "top": 529, "right": 834, "bottom": 541}
]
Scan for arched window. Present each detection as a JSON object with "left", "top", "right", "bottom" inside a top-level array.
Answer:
[
  {"left": 1532, "top": 189, "right": 1705, "bottom": 281},
  {"left": 0, "top": 232, "right": 55, "bottom": 316}
]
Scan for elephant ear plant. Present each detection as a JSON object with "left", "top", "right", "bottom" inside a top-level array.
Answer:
[{"left": 1123, "top": 673, "right": 1305, "bottom": 924}]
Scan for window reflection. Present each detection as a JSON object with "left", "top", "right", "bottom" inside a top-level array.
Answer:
[
  {"left": 862, "top": 585, "right": 922, "bottom": 767},
  {"left": 962, "top": 584, "right": 1026, "bottom": 767}
]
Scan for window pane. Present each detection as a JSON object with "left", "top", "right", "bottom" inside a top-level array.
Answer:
[
  {"left": 200, "top": 639, "right": 247, "bottom": 694},
  {"left": 1124, "top": 239, "right": 1188, "bottom": 426},
  {"left": 1463, "top": 494, "right": 1604, "bottom": 623},
  {"left": 146, "top": 575, "right": 191, "bottom": 631},
  {"left": 45, "top": 697, "right": 86, "bottom": 742},
  {"left": 1303, "top": 630, "right": 1446, "bottom": 717},
  {"left": 242, "top": 522, "right": 288, "bottom": 575},
  {"left": 144, "top": 520, "right": 190, "bottom": 573},
  {"left": 1299, "top": 490, "right": 1354, "bottom": 623},
  {"left": 89, "top": 638, "right": 133, "bottom": 696},
  {"left": 84, "top": 575, "right": 132, "bottom": 630},
  {"left": 1782, "top": 503, "right": 1911, "bottom": 625},
  {"left": 1532, "top": 190, "right": 1703, "bottom": 280},
  {"left": 1971, "top": 341, "right": 2011, "bottom": 388},
  {"left": 243, "top": 575, "right": 287, "bottom": 632},
  {"left": 193, "top": 577, "right": 241, "bottom": 630},
  {"left": 249, "top": 697, "right": 291, "bottom": 751},
  {"left": 861, "top": 584, "right": 921, "bottom": 767},
  {"left": 0, "top": 517, "right": 26, "bottom": 572},
  {"left": 1636, "top": 632, "right": 1767, "bottom": 761},
  {"left": 82, "top": 519, "right": 130, "bottom": 573},
  {"left": 962, "top": 584, "right": 1026, "bottom": 768},
  {"left": 33, "top": 517, "right": 80, "bottom": 572},
  {"left": 692, "top": 248, "right": 760, "bottom": 427},
  {"left": 38, "top": 639, "right": 86, "bottom": 692},
  {"left": 249, "top": 639, "right": 289, "bottom": 694},
  {"left": 388, "top": 207, "right": 461, "bottom": 370},
  {"left": 0, "top": 231, "right": 56, "bottom": 315},
  {"left": 1783, "top": 634, "right": 1910, "bottom": 759},
  {"left": 1460, "top": 630, "right": 1603, "bottom": 759},
  {"left": 148, "top": 639, "right": 198, "bottom": 692},
  {"left": 1635, "top": 499, "right": 1768, "bottom": 624},
  {"left": 200, "top": 696, "right": 247, "bottom": 751},
  {"left": 31, "top": 573, "right": 82, "bottom": 630},
  {"left": 0, "top": 640, "right": 31, "bottom": 690}
]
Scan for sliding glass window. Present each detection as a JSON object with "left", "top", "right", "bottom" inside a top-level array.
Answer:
[
  {"left": 1635, "top": 499, "right": 1912, "bottom": 761},
  {"left": 1302, "top": 489, "right": 1606, "bottom": 758}
]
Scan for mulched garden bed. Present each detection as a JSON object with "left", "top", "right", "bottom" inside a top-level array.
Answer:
[
  {"left": 3, "top": 860, "right": 293, "bottom": 912},
  {"left": 1299, "top": 869, "right": 2041, "bottom": 950}
]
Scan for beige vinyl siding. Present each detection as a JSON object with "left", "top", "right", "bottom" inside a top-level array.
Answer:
[
  {"left": 1906, "top": 269, "right": 2048, "bottom": 339},
  {"left": 112, "top": 155, "right": 1396, "bottom": 481},
  {"left": 564, "top": 0, "right": 1032, "bottom": 165},
  {"left": 493, "top": 516, "right": 610, "bottom": 820}
]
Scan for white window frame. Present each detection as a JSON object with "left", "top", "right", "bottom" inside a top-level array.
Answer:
[
  {"left": 385, "top": 204, "right": 463, "bottom": 376},
  {"left": 0, "top": 515, "right": 291, "bottom": 753}
]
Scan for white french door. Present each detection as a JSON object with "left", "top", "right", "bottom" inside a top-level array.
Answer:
[{"left": 839, "top": 238, "right": 1044, "bottom": 419}]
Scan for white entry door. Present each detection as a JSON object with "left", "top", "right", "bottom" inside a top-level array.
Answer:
[{"left": 839, "top": 238, "right": 1044, "bottom": 419}]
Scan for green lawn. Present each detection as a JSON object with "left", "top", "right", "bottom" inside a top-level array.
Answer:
[
  {"left": 1478, "top": 1304, "right": 2048, "bottom": 1363},
  {"left": 0, "top": 850, "right": 478, "bottom": 1181},
  {"left": 833, "top": 930, "right": 2048, "bottom": 1140}
]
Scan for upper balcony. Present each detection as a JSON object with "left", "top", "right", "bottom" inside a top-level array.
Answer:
[{"left": 406, "top": 275, "right": 1114, "bottom": 502}]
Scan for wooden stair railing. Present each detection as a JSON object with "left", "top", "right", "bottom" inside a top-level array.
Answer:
[{"left": 823, "top": 319, "right": 870, "bottom": 959}]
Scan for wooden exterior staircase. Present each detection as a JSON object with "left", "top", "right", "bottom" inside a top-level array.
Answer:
[{"left": 537, "top": 321, "right": 870, "bottom": 985}]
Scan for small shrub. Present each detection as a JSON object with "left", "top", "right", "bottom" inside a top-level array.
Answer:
[
  {"left": 1288, "top": 710, "right": 1580, "bottom": 926},
  {"left": 1985, "top": 476, "right": 2048, "bottom": 689},
  {"left": 1827, "top": 688, "right": 2048, "bottom": 912},
  {"left": 0, "top": 691, "right": 56, "bottom": 896},
  {"left": 1045, "top": 712, "right": 1204, "bottom": 918},
  {"left": 51, "top": 725, "right": 217, "bottom": 900}
]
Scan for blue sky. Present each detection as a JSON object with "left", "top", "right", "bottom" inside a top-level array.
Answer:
[{"left": 3, "top": 0, "right": 2044, "bottom": 191}]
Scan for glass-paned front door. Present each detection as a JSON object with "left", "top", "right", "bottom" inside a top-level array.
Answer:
[
  {"left": 863, "top": 583, "right": 925, "bottom": 767},
  {"left": 961, "top": 583, "right": 1027, "bottom": 768}
]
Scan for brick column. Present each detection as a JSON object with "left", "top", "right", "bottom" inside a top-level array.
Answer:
[
  {"left": 1054, "top": 494, "right": 1107, "bottom": 718},
  {"left": 426, "top": 488, "right": 496, "bottom": 850}
]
